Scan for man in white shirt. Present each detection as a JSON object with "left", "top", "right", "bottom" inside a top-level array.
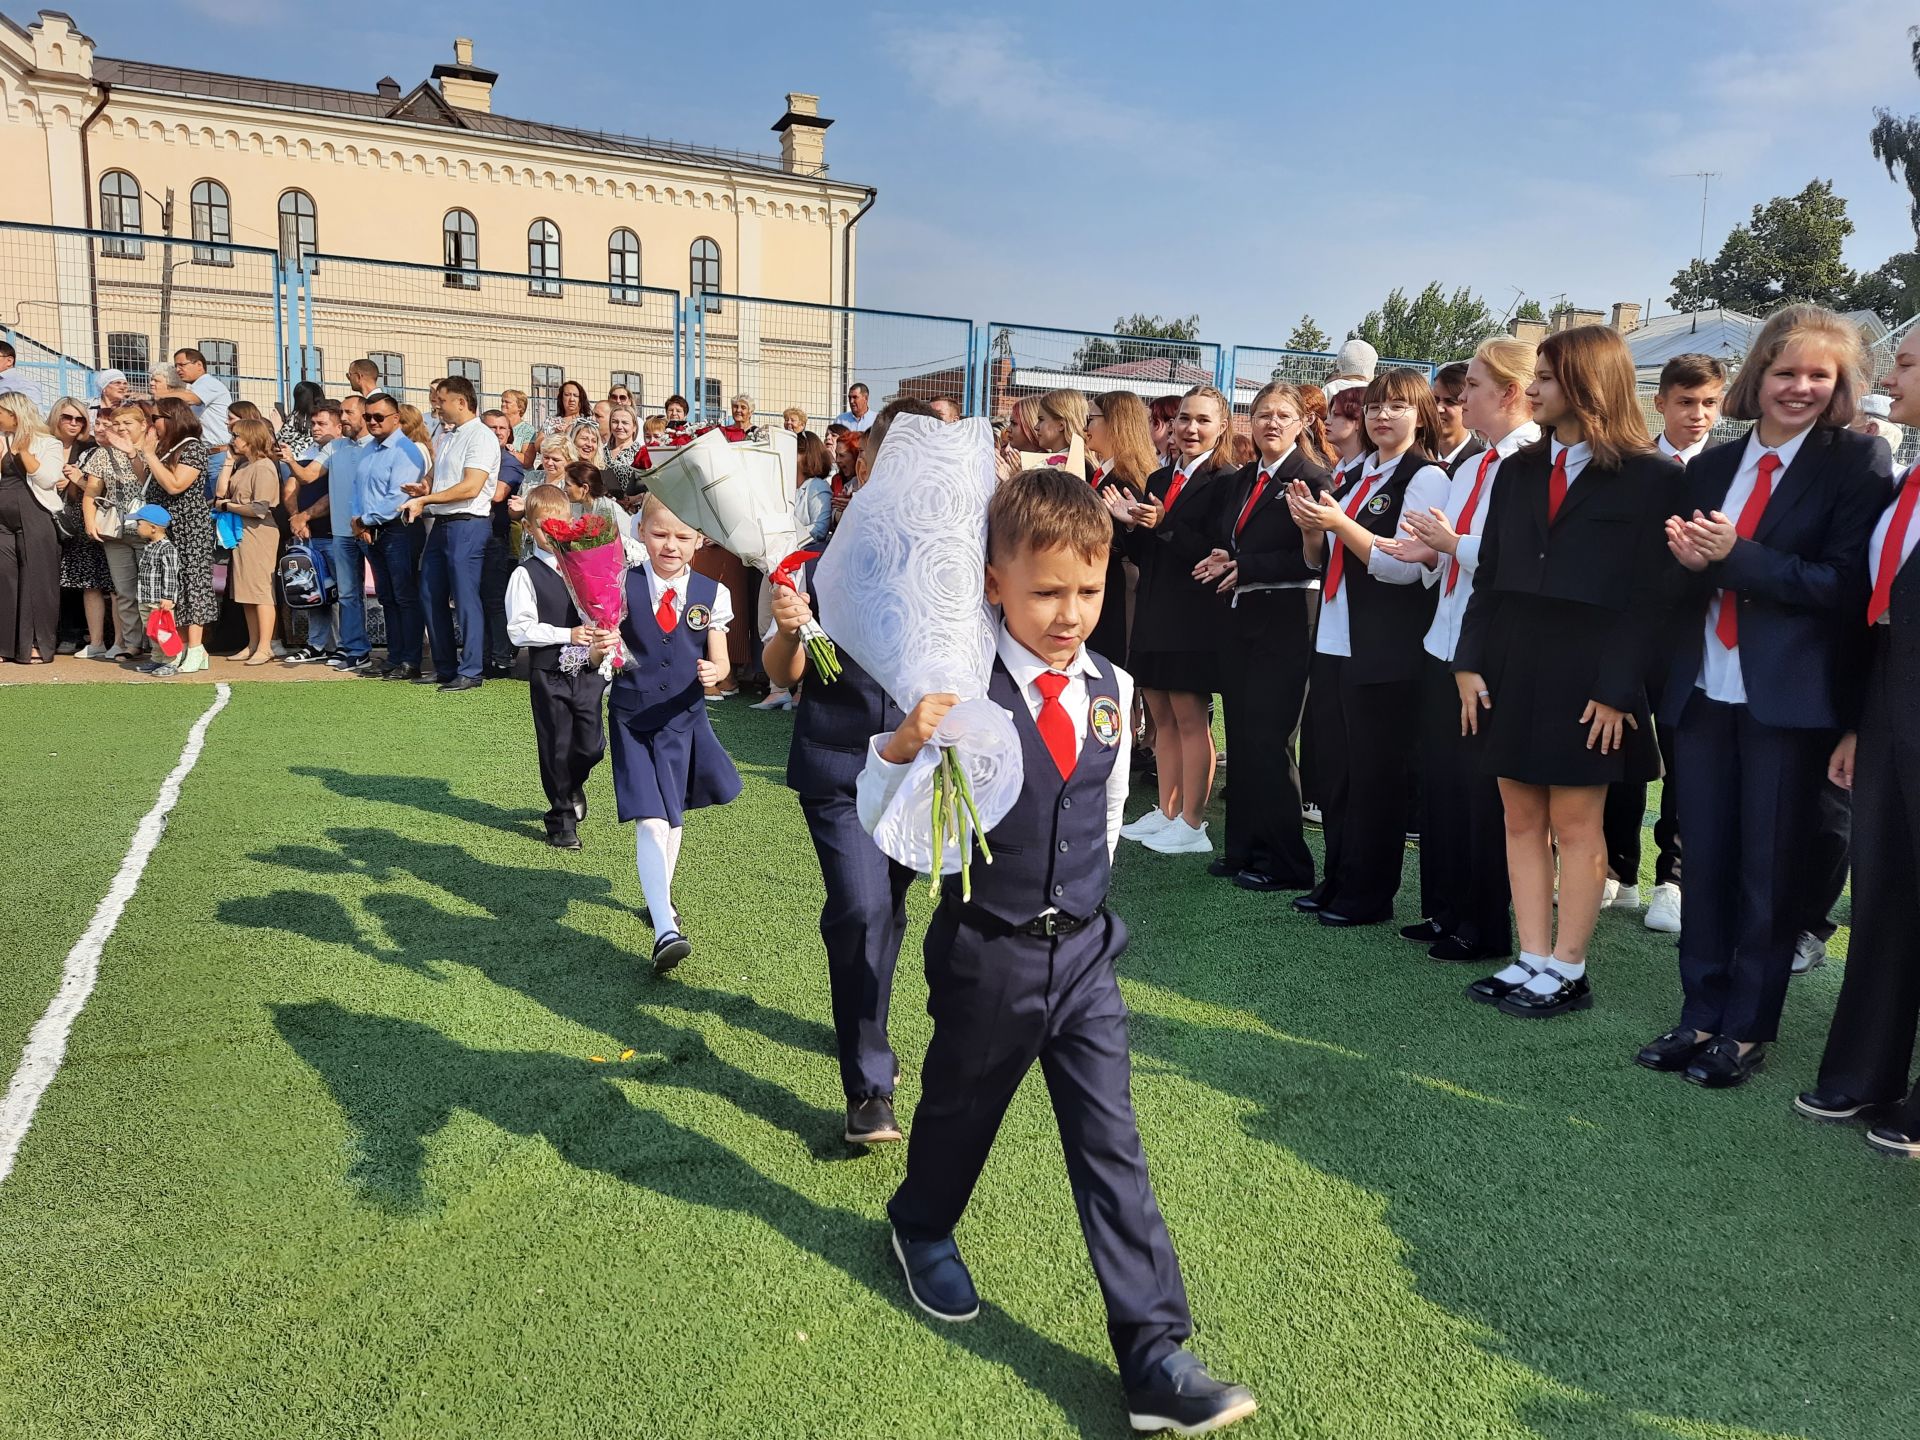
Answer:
[
  {"left": 403, "top": 375, "right": 500, "bottom": 691},
  {"left": 173, "top": 347, "right": 233, "bottom": 490},
  {"left": 834, "top": 382, "right": 876, "bottom": 432},
  {"left": 0, "top": 340, "right": 45, "bottom": 410}
]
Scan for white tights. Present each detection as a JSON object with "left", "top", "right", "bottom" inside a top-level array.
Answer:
[{"left": 634, "top": 819, "right": 685, "bottom": 931}]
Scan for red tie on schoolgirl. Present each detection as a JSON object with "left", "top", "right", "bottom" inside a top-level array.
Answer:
[
  {"left": 1546, "top": 448, "right": 1569, "bottom": 524},
  {"left": 1234, "top": 468, "right": 1274, "bottom": 537},
  {"left": 655, "top": 587, "right": 678, "bottom": 632},
  {"left": 1713, "top": 452, "right": 1781, "bottom": 649},
  {"left": 1446, "top": 448, "right": 1500, "bottom": 595},
  {"left": 1867, "top": 464, "right": 1920, "bottom": 625},
  {"left": 1161, "top": 468, "right": 1190, "bottom": 512},
  {"left": 1322, "top": 477, "right": 1375, "bottom": 601},
  {"left": 1033, "top": 670, "right": 1076, "bottom": 779}
]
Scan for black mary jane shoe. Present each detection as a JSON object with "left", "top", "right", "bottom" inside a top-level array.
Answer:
[
  {"left": 1635, "top": 1027, "right": 1711, "bottom": 1072},
  {"left": 1466, "top": 959, "right": 1538, "bottom": 1006},
  {"left": 1684, "top": 1036, "right": 1765, "bottom": 1089},
  {"left": 1400, "top": 918, "right": 1449, "bottom": 945},
  {"left": 651, "top": 930, "right": 692, "bottom": 975},
  {"left": 1496, "top": 973, "right": 1592, "bottom": 1020},
  {"left": 1428, "top": 935, "right": 1505, "bottom": 965}
]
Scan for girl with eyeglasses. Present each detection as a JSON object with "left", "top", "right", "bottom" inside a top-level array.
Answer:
[{"left": 1286, "top": 368, "right": 1447, "bottom": 926}]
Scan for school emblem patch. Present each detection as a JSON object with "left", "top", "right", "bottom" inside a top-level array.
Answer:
[
  {"left": 1366, "top": 493, "right": 1391, "bottom": 516},
  {"left": 684, "top": 603, "right": 712, "bottom": 632},
  {"left": 1089, "top": 696, "right": 1123, "bottom": 747}
]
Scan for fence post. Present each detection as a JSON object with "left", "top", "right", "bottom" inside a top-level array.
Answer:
[
  {"left": 272, "top": 258, "right": 288, "bottom": 411},
  {"left": 300, "top": 259, "right": 315, "bottom": 381}
]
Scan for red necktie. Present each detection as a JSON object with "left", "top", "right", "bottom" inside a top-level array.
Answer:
[
  {"left": 1546, "top": 448, "right": 1569, "bottom": 524},
  {"left": 1446, "top": 448, "right": 1500, "bottom": 595},
  {"left": 655, "top": 586, "right": 678, "bottom": 633},
  {"left": 1234, "top": 469, "right": 1273, "bottom": 537},
  {"left": 1867, "top": 465, "right": 1920, "bottom": 626},
  {"left": 1162, "top": 468, "right": 1189, "bottom": 512},
  {"left": 1714, "top": 452, "right": 1781, "bottom": 649},
  {"left": 1033, "top": 671, "right": 1075, "bottom": 779},
  {"left": 1322, "top": 477, "right": 1375, "bottom": 601},
  {"left": 1089, "top": 462, "right": 1106, "bottom": 488}
]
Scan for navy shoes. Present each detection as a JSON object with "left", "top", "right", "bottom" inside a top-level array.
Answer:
[
  {"left": 891, "top": 1229, "right": 979, "bottom": 1323},
  {"left": 1125, "top": 1351, "right": 1258, "bottom": 1435}
]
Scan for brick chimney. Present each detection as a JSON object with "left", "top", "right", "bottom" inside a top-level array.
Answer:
[
  {"left": 772, "top": 93, "right": 833, "bottom": 174},
  {"left": 432, "top": 38, "right": 497, "bottom": 113},
  {"left": 1610, "top": 302, "right": 1642, "bottom": 333},
  {"left": 1509, "top": 318, "right": 1548, "bottom": 344}
]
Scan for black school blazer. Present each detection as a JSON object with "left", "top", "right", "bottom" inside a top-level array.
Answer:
[
  {"left": 1323, "top": 449, "right": 1442, "bottom": 685},
  {"left": 1213, "top": 448, "right": 1334, "bottom": 587},
  {"left": 1126, "top": 454, "right": 1238, "bottom": 654},
  {"left": 1455, "top": 441, "right": 1685, "bottom": 712},
  {"left": 1658, "top": 424, "right": 1890, "bottom": 731}
]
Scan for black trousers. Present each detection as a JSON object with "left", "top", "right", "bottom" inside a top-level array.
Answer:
[
  {"left": 1218, "top": 588, "right": 1315, "bottom": 886},
  {"left": 1603, "top": 717, "right": 1682, "bottom": 888},
  {"left": 0, "top": 473, "right": 59, "bottom": 663},
  {"left": 890, "top": 905, "right": 1192, "bottom": 1388},
  {"left": 798, "top": 789, "right": 911, "bottom": 1100},
  {"left": 1816, "top": 656, "right": 1920, "bottom": 1122},
  {"left": 1416, "top": 657, "right": 1512, "bottom": 953},
  {"left": 529, "top": 666, "right": 607, "bottom": 836},
  {"left": 1305, "top": 652, "right": 1419, "bottom": 920},
  {"left": 1795, "top": 778, "right": 1851, "bottom": 942},
  {"left": 1673, "top": 693, "right": 1831, "bottom": 1042}
]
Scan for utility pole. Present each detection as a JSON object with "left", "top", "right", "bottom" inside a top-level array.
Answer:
[
  {"left": 1677, "top": 171, "right": 1719, "bottom": 266},
  {"left": 155, "top": 187, "right": 176, "bottom": 360}
]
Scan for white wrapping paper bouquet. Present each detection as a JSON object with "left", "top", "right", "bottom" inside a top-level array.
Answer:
[{"left": 813, "top": 415, "right": 1024, "bottom": 890}]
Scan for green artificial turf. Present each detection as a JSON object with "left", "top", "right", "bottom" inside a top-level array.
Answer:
[{"left": 0, "top": 679, "right": 1907, "bottom": 1440}]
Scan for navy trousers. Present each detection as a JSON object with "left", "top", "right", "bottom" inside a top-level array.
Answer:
[
  {"left": 889, "top": 905, "right": 1192, "bottom": 1388},
  {"left": 1305, "top": 653, "right": 1419, "bottom": 921},
  {"left": 1674, "top": 693, "right": 1831, "bottom": 1042},
  {"left": 362, "top": 521, "right": 424, "bottom": 669},
  {"left": 1218, "top": 589, "right": 1316, "bottom": 886},
  {"left": 799, "top": 791, "right": 909, "bottom": 1100},
  {"left": 481, "top": 534, "right": 519, "bottom": 669},
  {"left": 421, "top": 514, "right": 488, "bottom": 681},
  {"left": 1416, "top": 656, "right": 1512, "bottom": 953},
  {"left": 1795, "top": 778, "right": 1851, "bottom": 943},
  {"left": 1603, "top": 719, "right": 1683, "bottom": 889},
  {"left": 530, "top": 667, "right": 607, "bottom": 837}
]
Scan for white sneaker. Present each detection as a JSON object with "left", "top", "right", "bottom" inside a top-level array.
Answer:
[
  {"left": 1791, "top": 932, "right": 1828, "bottom": 975},
  {"left": 1644, "top": 883, "right": 1682, "bottom": 934},
  {"left": 77, "top": 643, "right": 109, "bottom": 659},
  {"left": 1144, "top": 818, "right": 1212, "bottom": 855},
  {"left": 1119, "top": 809, "right": 1175, "bottom": 842},
  {"left": 1607, "top": 881, "right": 1642, "bottom": 910}
]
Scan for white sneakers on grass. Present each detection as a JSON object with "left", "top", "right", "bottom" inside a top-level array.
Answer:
[
  {"left": 1120, "top": 809, "right": 1175, "bottom": 843},
  {"left": 1644, "top": 883, "right": 1682, "bottom": 934},
  {"left": 1602, "top": 879, "right": 1641, "bottom": 910},
  {"left": 1145, "top": 819, "right": 1212, "bottom": 855}
]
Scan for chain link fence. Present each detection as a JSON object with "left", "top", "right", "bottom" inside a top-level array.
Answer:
[{"left": 979, "top": 323, "right": 1226, "bottom": 420}]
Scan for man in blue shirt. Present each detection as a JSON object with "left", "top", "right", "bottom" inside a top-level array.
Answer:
[
  {"left": 481, "top": 407, "right": 526, "bottom": 676},
  {"left": 285, "top": 394, "right": 375, "bottom": 671},
  {"left": 356, "top": 392, "right": 430, "bottom": 680}
]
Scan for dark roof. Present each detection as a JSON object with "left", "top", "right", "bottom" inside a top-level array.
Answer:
[{"left": 91, "top": 56, "right": 822, "bottom": 180}]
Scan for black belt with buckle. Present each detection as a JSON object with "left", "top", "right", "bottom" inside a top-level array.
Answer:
[{"left": 945, "top": 895, "right": 1099, "bottom": 938}]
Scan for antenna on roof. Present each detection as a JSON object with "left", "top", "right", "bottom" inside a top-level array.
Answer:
[{"left": 1673, "top": 171, "right": 1720, "bottom": 267}]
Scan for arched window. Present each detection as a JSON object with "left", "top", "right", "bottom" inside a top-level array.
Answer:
[
  {"left": 443, "top": 209, "right": 479, "bottom": 288},
  {"left": 277, "top": 190, "right": 318, "bottom": 270},
  {"left": 190, "top": 180, "right": 231, "bottom": 266},
  {"left": 689, "top": 237, "right": 721, "bottom": 313},
  {"left": 99, "top": 171, "right": 142, "bottom": 257},
  {"left": 528, "top": 219, "right": 561, "bottom": 296},
  {"left": 608, "top": 228, "right": 641, "bottom": 306}
]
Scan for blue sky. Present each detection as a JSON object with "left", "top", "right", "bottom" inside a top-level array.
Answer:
[{"left": 57, "top": 0, "right": 1920, "bottom": 345}]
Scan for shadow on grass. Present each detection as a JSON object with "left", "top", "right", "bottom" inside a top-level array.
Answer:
[{"left": 290, "top": 766, "right": 549, "bottom": 841}]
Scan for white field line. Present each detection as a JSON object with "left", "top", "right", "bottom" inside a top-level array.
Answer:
[{"left": 0, "top": 682, "right": 231, "bottom": 1186}]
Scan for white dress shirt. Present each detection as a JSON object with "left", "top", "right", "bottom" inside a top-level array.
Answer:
[
  {"left": 1658, "top": 433, "right": 1709, "bottom": 466},
  {"left": 1440, "top": 435, "right": 1478, "bottom": 470},
  {"left": 1314, "top": 450, "right": 1448, "bottom": 658},
  {"left": 1697, "top": 425, "right": 1811, "bottom": 703},
  {"left": 617, "top": 542, "right": 736, "bottom": 635},
  {"left": 834, "top": 408, "right": 876, "bottom": 433},
  {"left": 1422, "top": 422, "right": 1541, "bottom": 662},
  {"left": 429, "top": 416, "right": 502, "bottom": 518},
  {"left": 856, "top": 620, "right": 1135, "bottom": 861},
  {"left": 504, "top": 549, "right": 575, "bottom": 648},
  {"left": 1869, "top": 465, "right": 1920, "bottom": 623}
]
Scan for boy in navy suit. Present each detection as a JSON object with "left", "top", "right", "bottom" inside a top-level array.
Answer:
[{"left": 858, "top": 470, "right": 1254, "bottom": 1436}]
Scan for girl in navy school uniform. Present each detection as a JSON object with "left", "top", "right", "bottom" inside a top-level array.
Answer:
[
  {"left": 1109, "top": 384, "right": 1250, "bottom": 857},
  {"left": 605, "top": 493, "right": 743, "bottom": 974},
  {"left": 1286, "top": 368, "right": 1448, "bottom": 927},
  {"left": 1385, "top": 336, "right": 1540, "bottom": 964},
  {"left": 1643, "top": 304, "right": 1888, "bottom": 1086},
  {"left": 1453, "top": 325, "right": 1684, "bottom": 1021}
]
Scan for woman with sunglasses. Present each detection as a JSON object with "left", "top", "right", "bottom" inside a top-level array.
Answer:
[{"left": 49, "top": 397, "right": 111, "bottom": 657}]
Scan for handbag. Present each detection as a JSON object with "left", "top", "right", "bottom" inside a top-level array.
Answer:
[
  {"left": 52, "top": 506, "right": 82, "bottom": 543},
  {"left": 93, "top": 499, "right": 124, "bottom": 541}
]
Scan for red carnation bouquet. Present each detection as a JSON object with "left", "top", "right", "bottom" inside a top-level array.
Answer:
[{"left": 539, "top": 511, "right": 630, "bottom": 670}]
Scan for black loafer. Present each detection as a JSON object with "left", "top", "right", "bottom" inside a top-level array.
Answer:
[
  {"left": 1124, "top": 1352, "right": 1257, "bottom": 1437},
  {"left": 546, "top": 829, "right": 581, "bottom": 851},
  {"left": 572, "top": 790, "right": 588, "bottom": 822},
  {"left": 1428, "top": 936, "right": 1505, "bottom": 964},
  {"left": 1233, "top": 869, "right": 1300, "bottom": 892},
  {"left": 382, "top": 664, "right": 420, "bottom": 682},
  {"left": 845, "top": 1094, "right": 903, "bottom": 1144},
  {"left": 1400, "top": 918, "right": 1449, "bottom": 945},
  {"left": 1684, "top": 1035, "right": 1765, "bottom": 1088},
  {"left": 1636, "top": 1027, "right": 1710, "bottom": 1072},
  {"left": 1290, "top": 893, "right": 1325, "bottom": 915},
  {"left": 1865, "top": 1124, "right": 1920, "bottom": 1158},
  {"left": 1318, "top": 909, "right": 1386, "bottom": 928},
  {"left": 1497, "top": 974, "right": 1592, "bottom": 1019},
  {"left": 651, "top": 930, "right": 692, "bottom": 974},
  {"left": 1206, "top": 858, "right": 1238, "bottom": 878},
  {"left": 1794, "top": 1088, "right": 1890, "bottom": 1122},
  {"left": 437, "top": 676, "right": 483, "bottom": 692}
]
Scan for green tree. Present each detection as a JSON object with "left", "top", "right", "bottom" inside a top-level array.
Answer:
[
  {"left": 1070, "top": 312, "right": 1204, "bottom": 371},
  {"left": 1862, "top": 27, "right": 1920, "bottom": 324},
  {"left": 1351, "top": 283, "right": 1501, "bottom": 363},
  {"left": 1667, "top": 179, "right": 1859, "bottom": 312},
  {"left": 1285, "top": 315, "right": 1331, "bottom": 353},
  {"left": 1513, "top": 299, "right": 1544, "bottom": 322}
]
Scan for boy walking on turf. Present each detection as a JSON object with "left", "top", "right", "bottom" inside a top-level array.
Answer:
[{"left": 856, "top": 469, "right": 1255, "bottom": 1436}]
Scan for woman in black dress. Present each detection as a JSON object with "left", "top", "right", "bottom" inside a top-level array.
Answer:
[
  {"left": 1454, "top": 325, "right": 1684, "bottom": 1019},
  {"left": 1109, "top": 384, "right": 1249, "bottom": 856},
  {"left": 123, "top": 397, "right": 216, "bottom": 673}
]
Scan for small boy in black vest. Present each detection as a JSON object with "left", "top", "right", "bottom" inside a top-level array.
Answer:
[
  {"left": 506, "top": 484, "right": 607, "bottom": 850},
  {"left": 859, "top": 469, "right": 1254, "bottom": 1436}
]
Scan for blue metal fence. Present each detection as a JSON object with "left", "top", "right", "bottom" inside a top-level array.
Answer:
[{"left": 981, "top": 322, "right": 1226, "bottom": 418}]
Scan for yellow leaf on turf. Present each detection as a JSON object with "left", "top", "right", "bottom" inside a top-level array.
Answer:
[
  {"left": 619, "top": 1049, "right": 635, "bottom": 1061},
  {"left": 589, "top": 1055, "right": 606, "bottom": 1063}
]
